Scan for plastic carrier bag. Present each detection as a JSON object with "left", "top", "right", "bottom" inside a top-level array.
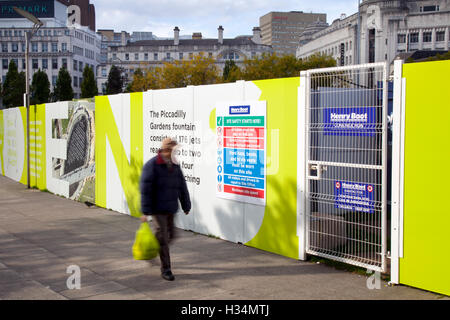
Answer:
[{"left": 132, "top": 222, "right": 160, "bottom": 260}]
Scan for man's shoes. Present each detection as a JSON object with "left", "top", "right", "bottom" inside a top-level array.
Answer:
[{"left": 161, "top": 270, "right": 175, "bottom": 281}]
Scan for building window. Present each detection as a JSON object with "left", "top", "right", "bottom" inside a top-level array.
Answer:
[
  {"left": 251, "top": 52, "right": 256, "bottom": 58},
  {"left": 2, "top": 59, "right": 8, "bottom": 69},
  {"left": 179, "top": 52, "right": 183, "bottom": 60},
  {"left": 42, "top": 43, "right": 48, "bottom": 52},
  {"left": 345, "top": 42, "right": 348, "bottom": 51},
  {"left": 397, "top": 34, "right": 406, "bottom": 43},
  {"left": 62, "top": 58, "right": 67, "bottom": 69},
  {"left": 2, "top": 43, "right": 8, "bottom": 53},
  {"left": 223, "top": 52, "right": 239, "bottom": 60},
  {"left": 11, "top": 42, "right": 18, "bottom": 52},
  {"left": 135, "top": 53, "right": 139, "bottom": 60},
  {"left": 409, "top": 33, "right": 419, "bottom": 43},
  {"left": 436, "top": 31, "right": 445, "bottom": 42},
  {"left": 21, "top": 43, "right": 25, "bottom": 52},
  {"left": 350, "top": 41, "right": 352, "bottom": 50},
  {"left": 52, "top": 76, "right": 57, "bottom": 86},
  {"left": 144, "top": 53, "right": 148, "bottom": 60},
  {"left": 52, "top": 42, "right": 58, "bottom": 52},
  {"left": 62, "top": 43, "right": 67, "bottom": 52},
  {"left": 42, "top": 59, "right": 48, "bottom": 69},
  {"left": 79, "top": 61, "right": 83, "bottom": 71},
  {"left": 32, "top": 59, "right": 38, "bottom": 69},
  {"left": 73, "top": 60, "right": 77, "bottom": 71},
  {"left": 125, "top": 53, "right": 129, "bottom": 60},
  {"left": 32, "top": 42, "right": 38, "bottom": 52},
  {"left": 22, "top": 59, "right": 25, "bottom": 69},
  {"left": 52, "top": 58, "right": 58, "bottom": 69},
  {"left": 208, "top": 52, "right": 213, "bottom": 58},
  {"left": 349, "top": 55, "right": 352, "bottom": 64},
  {"left": 102, "top": 68, "right": 107, "bottom": 77},
  {"left": 154, "top": 53, "right": 158, "bottom": 60},
  {"left": 423, "top": 32, "right": 432, "bottom": 43},
  {"left": 73, "top": 76, "right": 78, "bottom": 87},
  {"left": 423, "top": 5, "right": 439, "bottom": 12},
  {"left": 166, "top": 52, "right": 170, "bottom": 60},
  {"left": 112, "top": 53, "right": 117, "bottom": 60},
  {"left": 65, "top": 30, "right": 70, "bottom": 36}
]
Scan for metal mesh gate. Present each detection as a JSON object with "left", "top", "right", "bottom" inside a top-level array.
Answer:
[{"left": 304, "top": 63, "right": 388, "bottom": 272}]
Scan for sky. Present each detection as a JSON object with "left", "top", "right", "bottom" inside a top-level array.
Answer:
[{"left": 93, "top": 0, "right": 359, "bottom": 38}]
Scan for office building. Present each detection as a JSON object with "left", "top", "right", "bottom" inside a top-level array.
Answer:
[
  {"left": 260, "top": 11, "right": 327, "bottom": 55},
  {"left": 0, "top": 0, "right": 101, "bottom": 100}
]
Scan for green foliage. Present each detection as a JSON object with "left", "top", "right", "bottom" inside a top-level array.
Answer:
[
  {"left": 30, "top": 69, "right": 50, "bottom": 105},
  {"left": 52, "top": 67, "right": 73, "bottom": 102},
  {"left": 425, "top": 51, "right": 450, "bottom": 62},
  {"left": 404, "top": 51, "right": 450, "bottom": 63},
  {"left": 126, "top": 52, "right": 336, "bottom": 92},
  {"left": 2, "top": 60, "right": 26, "bottom": 108},
  {"left": 228, "top": 52, "right": 336, "bottom": 81},
  {"left": 81, "top": 65, "right": 98, "bottom": 98},
  {"left": 223, "top": 59, "right": 240, "bottom": 82},
  {"left": 105, "top": 65, "right": 123, "bottom": 94},
  {"left": 128, "top": 53, "right": 220, "bottom": 91}
]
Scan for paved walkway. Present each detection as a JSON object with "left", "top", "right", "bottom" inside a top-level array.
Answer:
[{"left": 0, "top": 175, "right": 447, "bottom": 300}]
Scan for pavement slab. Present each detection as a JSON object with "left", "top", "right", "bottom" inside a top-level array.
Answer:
[{"left": 0, "top": 175, "right": 448, "bottom": 301}]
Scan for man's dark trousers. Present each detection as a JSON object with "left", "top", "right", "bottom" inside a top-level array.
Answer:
[{"left": 151, "top": 214, "right": 176, "bottom": 273}]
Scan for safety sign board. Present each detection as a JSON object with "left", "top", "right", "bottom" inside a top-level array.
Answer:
[{"left": 216, "top": 101, "right": 266, "bottom": 206}]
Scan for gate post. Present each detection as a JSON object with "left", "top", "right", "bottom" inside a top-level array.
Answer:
[
  {"left": 297, "top": 71, "right": 308, "bottom": 261},
  {"left": 390, "top": 59, "right": 405, "bottom": 284}
]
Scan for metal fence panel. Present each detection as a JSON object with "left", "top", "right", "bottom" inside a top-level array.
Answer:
[{"left": 305, "top": 63, "right": 387, "bottom": 272}]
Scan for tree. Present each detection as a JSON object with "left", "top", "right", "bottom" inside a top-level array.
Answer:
[
  {"left": 230, "top": 52, "right": 337, "bottom": 82},
  {"left": 128, "top": 68, "right": 147, "bottom": 92},
  {"left": 30, "top": 69, "right": 50, "bottom": 105},
  {"left": 105, "top": 65, "right": 123, "bottom": 94},
  {"left": 80, "top": 65, "right": 98, "bottom": 98},
  {"left": 126, "top": 53, "right": 219, "bottom": 91},
  {"left": 300, "top": 52, "right": 337, "bottom": 70},
  {"left": 52, "top": 67, "right": 73, "bottom": 102},
  {"left": 158, "top": 53, "right": 219, "bottom": 89},
  {"left": 223, "top": 60, "right": 240, "bottom": 82},
  {"left": 2, "top": 60, "right": 26, "bottom": 108}
]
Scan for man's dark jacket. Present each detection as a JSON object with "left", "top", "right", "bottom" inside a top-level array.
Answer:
[{"left": 140, "top": 152, "right": 191, "bottom": 215}]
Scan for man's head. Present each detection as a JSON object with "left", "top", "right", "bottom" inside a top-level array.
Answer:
[{"left": 160, "top": 137, "right": 178, "bottom": 159}]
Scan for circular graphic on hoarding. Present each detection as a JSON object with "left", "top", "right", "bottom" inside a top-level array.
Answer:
[
  {"left": 335, "top": 181, "right": 341, "bottom": 189},
  {"left": 367, "top": 185, "right": 373, "bottom": 192}
]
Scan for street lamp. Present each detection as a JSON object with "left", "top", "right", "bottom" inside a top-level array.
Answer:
[{"left": 13, "top": 7, "right": 43, "bottom": 189}]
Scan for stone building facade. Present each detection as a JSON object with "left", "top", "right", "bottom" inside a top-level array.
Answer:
[
  {"left": 102, "top": 26, "right": 273, "bottom": 92},
  {"left": 296, "top": 0, "right": 450, "bottom": 66}
]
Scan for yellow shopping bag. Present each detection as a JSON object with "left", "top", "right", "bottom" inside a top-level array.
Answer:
[{"left": 132, "top": 222, "right": 160, "bottom": 260}]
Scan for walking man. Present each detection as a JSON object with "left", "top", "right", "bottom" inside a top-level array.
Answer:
[{"left": 140, "top": 137, "right": 191, "bottom": 281}]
